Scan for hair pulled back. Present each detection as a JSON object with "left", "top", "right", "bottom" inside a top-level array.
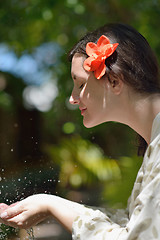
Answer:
[
  {"left": 68, "top": 23, "right": 160, "bottom": 156},
  {"left": 68, "top": 23, "right": 160, "bottom": 94}
]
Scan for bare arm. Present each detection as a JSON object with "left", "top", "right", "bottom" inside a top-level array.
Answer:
[
  {"left": 0, "top": 194, "right": 84, "bottom": 232},
  {"left": 47, "top": 195, "right": 85, "bottom": 231}
]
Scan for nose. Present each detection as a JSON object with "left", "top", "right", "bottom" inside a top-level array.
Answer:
[{"left": 69, "top": 94, "right": 80, "bottom": 105}]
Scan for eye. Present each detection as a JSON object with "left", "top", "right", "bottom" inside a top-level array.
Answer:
[{"left": 79, "top": 83, "right": 84, "bottom": 89}]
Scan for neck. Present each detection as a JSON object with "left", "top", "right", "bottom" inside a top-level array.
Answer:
[{"left": 116, "top": 93, "right": 160, "bottom": 145}]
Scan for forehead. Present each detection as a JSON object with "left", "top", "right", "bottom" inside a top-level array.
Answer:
[{"left": 71, "top": 53, "right": 88, "bottom": 79}]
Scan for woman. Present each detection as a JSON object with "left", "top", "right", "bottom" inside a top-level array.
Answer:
[{"left": 1, "top": 23, "right": 160, "bottom": 239}]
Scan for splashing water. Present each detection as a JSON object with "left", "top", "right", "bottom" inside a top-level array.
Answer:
[{"left": 26, "top": 227, "right": 35, "bottom": 240}]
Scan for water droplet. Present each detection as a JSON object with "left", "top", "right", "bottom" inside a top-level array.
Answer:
[{"left": 26, "top": 227, "right": 35, "bottom": 240}]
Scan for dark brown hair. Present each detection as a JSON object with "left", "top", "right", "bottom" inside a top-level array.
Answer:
[{"left": 68, "top": 23, "right": 160, "bottom": 155}]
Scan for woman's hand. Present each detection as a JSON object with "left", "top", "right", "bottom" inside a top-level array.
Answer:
[
  {"left": 0, "top": 194, "right": 84, "bottom": 232},
  {"left": 0, "top": 194, "right": 51, "bottom": 229},
  {"left": 0, "top": 203, "right": 8, "bottom": 212}
]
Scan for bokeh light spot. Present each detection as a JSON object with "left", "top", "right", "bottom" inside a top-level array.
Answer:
[{"left": 63, "top": 122, "right": 75, "bottom": 134}]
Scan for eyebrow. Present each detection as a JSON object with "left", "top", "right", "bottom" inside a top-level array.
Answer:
[{"left": 72, "top": 73, "right": 85, "bottom": 81}]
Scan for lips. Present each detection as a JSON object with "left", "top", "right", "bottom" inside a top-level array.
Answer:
[{"left": 79, "top": 107, "right": 87, "bottom": 115}]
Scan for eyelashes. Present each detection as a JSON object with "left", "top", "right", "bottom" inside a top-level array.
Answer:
[{"left": 79, "top": 83, "right": 84, "bottom": 89}]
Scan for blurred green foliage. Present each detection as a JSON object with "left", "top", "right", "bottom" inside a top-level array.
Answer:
[
  {"left": 46, "top": 136, "right": 121, "bottom": 188},
  {"left": 0, "top": 223, "right": 18, "bottom": 240},
  {"left": 46, "top": 136, "right": 142, "bottom": 208},
  {"left": 103, "top": 155, "right": 142, "bottom": 208}
]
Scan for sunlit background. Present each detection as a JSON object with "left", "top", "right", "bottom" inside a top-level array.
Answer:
[{"left": 0, "top": 0, "right": 159, "bottom": 239}]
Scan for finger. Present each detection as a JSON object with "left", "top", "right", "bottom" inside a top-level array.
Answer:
[
  {"left": 4, "top": 213, "right": 32, "bottom": 229},
  {"left": 0, "top": 203, "right": 9, "bottom": 215},
  {"left": 0, "top": 203, "right": 22, "bottom": 219},
  {"left": 9, "top": 202, "right": 19, "bottom": 208},
  {"left": 0, "top": 217, "right": 22, "bottom": 229},
  {"left": 0, "top": 203, "right": 8, "bottom": 210}
]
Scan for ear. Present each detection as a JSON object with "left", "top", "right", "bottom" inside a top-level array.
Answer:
[{"left": 107, "top": 73, "right": 124, "bottom": 95}]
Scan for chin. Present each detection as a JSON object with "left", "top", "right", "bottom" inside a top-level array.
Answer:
[{"left": 83, "top": 119, "right": 103, "bottom": 128}]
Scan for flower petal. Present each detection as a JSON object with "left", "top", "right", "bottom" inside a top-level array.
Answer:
[
  {"left": 100, "top": 44, "right": 113, "bottom": 55},
  {"left": 86, "top": 42, "right": 99, "bottom": 57},
  {"left": 84, "top": 57, "right": 102, "bottom": 72},
  {"left": 94, "top": 61, "right": 106, "bottom": 79},
  {"left": 96, "top": 53, "right": 107, "bottom": 61},
  {"left": 83, "top": 56, "right": 94, "bottom": 71},
  {"left": 107, "top": 43, "right": 119, "bottom": 56},
  {"left": 84, "top": 35, "right": 119, "bottom": 80},
  {"left": 100, "top": 43, "right": 119, "bottom": 57},
  {"left": 90, "top": 59, "right": 102, "bottom": 71},
  {"left": 97, "top": 35, "right": 110, "bottom": 48}
]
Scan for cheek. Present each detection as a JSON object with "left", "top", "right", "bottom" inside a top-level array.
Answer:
[
  {"left": 79, "top": 85, "right": 88, "bottom": 100},
  {"left": 80, "top": 81, "right": 104, "bottom": 108}
]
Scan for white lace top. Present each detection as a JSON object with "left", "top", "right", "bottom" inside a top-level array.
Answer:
[{"left": 72, "top": 112, "right": 160, "bottom": 240}]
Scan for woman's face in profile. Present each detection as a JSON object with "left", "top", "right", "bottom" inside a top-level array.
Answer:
[{"left": 69, "top": 53, "right": 113, "bottom": 128}]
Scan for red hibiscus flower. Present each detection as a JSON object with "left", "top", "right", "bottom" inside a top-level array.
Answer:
[{"left": 83, "top": 35, "right": 119, "bottom": 79}]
